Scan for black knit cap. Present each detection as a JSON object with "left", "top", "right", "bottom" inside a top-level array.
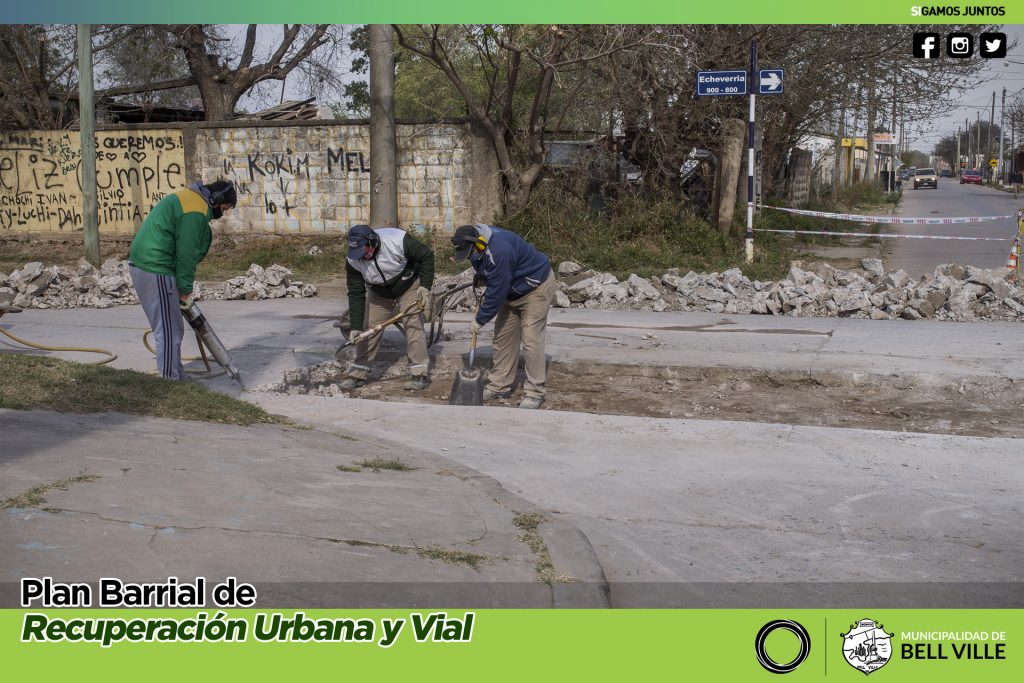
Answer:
[
  {"left": 206, "top": 180, "right": 237, "bottom": 207},
  {"left": 451, "top": 225, "right": 480, "bottom": 261}
]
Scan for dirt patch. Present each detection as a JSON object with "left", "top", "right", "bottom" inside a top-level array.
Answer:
[{"left": 302, "top": 360, "right": 1024, "bottom": 439}]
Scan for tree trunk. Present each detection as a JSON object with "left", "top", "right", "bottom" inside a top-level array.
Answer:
[{"left": 717, "top": 119, "right": 746, "bottom": 237}]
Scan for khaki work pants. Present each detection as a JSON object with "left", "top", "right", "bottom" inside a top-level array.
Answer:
[
  {"left": 487, "top": 270, "right": 555, "bottom": 400},
  {"left": 347, "top": 278, "right": 428, "bottom": 380}
]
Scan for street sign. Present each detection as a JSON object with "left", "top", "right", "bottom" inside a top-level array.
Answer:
[
  {"left": 989, "top": 159, "right": 998, "bottom": 168},
  {"left": 696, "top": 71, "right": 747, "bottom": 96},
  {"left": 874, "top": 133, "right": 894, "bottom": 144},
  {"left": 759, "top": 69, "right": 784, "bottom": 95}
]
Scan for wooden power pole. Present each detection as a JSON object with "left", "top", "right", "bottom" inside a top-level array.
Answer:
[
  {"left": 77, "top": 24, "right": 99, "bottom": 267},
  {"left": 368, "top": 24, "right": 398, "bottom": 228}
]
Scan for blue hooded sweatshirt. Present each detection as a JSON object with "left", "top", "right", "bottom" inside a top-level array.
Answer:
[{"left": 469, "top": 226, "right": 551, "bottom": 326}]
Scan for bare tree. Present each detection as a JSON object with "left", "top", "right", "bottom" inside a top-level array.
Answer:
[
  {"left": 394, "top": 24, "right": 646, "bottom": 215},
  {"left": 166, "top": 24, "right": 336, "bottom": 120},
  {"left": 95, "top": 25, "right": 198, "bottom": 114},
  {"left": 0, "top": 24, "right": 126, "bottom": 130}
]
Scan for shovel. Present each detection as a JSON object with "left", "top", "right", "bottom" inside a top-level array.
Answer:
[
  {"left": 334, "top": 302, "right": 423, "bottom": 359},
  {"left": 449, "top": 325, "right": 485, "bottom": 406}
]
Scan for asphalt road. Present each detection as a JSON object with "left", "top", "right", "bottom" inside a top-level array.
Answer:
[{"left": 883, "top": 179, "right": 1021, "bottom": 279}]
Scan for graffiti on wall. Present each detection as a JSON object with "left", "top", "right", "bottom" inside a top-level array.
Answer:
[
  {"left": 207, "top": 126, "right": 468, "bottom": 233},
  {"left": 0, "top": 130, "right": 185, "bottom": 233}
]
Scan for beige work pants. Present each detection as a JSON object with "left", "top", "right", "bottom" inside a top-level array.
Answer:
[
  {"left": 486, "top": 270, "right": 555, "bottom": 399},
  {"left": 347, "top": 279, "right": 428, "bottom": 380}
]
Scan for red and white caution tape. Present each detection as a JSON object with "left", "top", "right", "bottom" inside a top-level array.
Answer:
[
  {"left": 760, "top": 205, "right": 1015, "bottom": 225},
  {"left": 755, "top": 229, "right": 1013, "bottom": 242}
]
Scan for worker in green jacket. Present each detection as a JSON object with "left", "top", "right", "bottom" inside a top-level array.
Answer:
[
  {"left": 338, "top": 225, "right": 435, "bottom": 391},
  {"left": 128, "top": 180, "right": 236, "bottom": 380}
]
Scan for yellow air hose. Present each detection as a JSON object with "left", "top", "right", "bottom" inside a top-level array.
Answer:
[{"left": 0, "top": 309, "right": 118, "bottom": 365}]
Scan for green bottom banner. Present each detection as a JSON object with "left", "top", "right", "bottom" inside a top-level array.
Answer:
[{"left": 3, "top": 609, "right": 1021, "bottom": 680}]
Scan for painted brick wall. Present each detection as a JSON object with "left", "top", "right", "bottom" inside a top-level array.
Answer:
[
  {"left": 1, "top": 120, "right": 499, "bottom": 237},
  {"left": 194, "top": 121, "right": 499, "bottom": 234},
  {"left": 0, "top": 129, "right": 186, "bottom": 234}
]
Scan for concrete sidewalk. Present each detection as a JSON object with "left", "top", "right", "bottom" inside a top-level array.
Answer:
[
  {"left": 4, "top": 298, "right": 1023, "bottom": 390},
  {"left": 0, "top": 409, "right": 606, "bottom": 608},
  {"left": 3, "top": 299, "right": 1023, "bottom": 607},
  {"left": 250, "top": 392, "right": 1024, "bottom": 608}
]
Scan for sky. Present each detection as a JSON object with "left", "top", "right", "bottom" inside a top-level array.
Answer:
[
  {"left": 907, "top": 24, "right": 1024, "bottom": 153},
  {"left": 226, "top": 23, "right": 1024, "bottom": 154}
]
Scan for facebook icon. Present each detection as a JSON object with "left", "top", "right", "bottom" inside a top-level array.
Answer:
[{"left": 913, "top": 33, "right": 940, "bottom": 59}]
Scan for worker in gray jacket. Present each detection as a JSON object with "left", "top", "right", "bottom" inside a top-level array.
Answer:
[{"left": 339, "top": 225, "right": 434, "bottom": 391}]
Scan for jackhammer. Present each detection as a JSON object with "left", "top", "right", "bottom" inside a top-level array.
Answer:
[{"left": 179, "top": 302, "right": 246, "bottom": 389}]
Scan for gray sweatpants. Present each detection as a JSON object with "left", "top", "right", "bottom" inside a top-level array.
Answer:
[{"left": 130, "top": 265, "right": 186, "bottom": 380}]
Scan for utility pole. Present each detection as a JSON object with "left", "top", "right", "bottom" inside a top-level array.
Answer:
[
  {"left": 956, "top": 127, "right": 961, "bottom": 177},
  {"left": 850, "top": 86, "right": 862, "bottom": 184},
  {"left": 998, "top": 87, "right": 1006, "bottom": 184},
  {"left": 368, "top": 24, "right": 397, "bottom": 228},
  {"left": 866, "top": 83, "right": 877, "bottom": 185},
  {"left": 899, "top": 110, "right": 905, "bottom": 158},
  {"left": 977, "top": 111, "right": 981, "bottom": 168},
  {"left": 890, "top": 80, "right": 898, "bottom": 190},
  {"left": 832, "top": 105, "right": 845, "bottom": 202},
  {"left": 987, "top": 91, "right": 995, "bottom": 179},
  {"left": 77, "top": 24, "right": 99, "bottom": 267},
  {"left": 965, "top": 117, "right": 970, "bottom": 169}
]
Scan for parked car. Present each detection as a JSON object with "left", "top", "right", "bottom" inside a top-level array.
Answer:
[
  {"left": 913, "top": 167, "right": 938, "bottom": 189},
  {"left": 960, "top": 169, "right": 983, "bottom": 185},
  {"left": 940, "top": 169, "right": 952, "bottom": 178}
]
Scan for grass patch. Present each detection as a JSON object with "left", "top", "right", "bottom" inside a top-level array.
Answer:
[
  {"left": 500, "top": 187, "right": 793, "bottom": 283},
  {"left": 512, "top": 512, "right": 576, "bottom": 584},
  {"left": 336, "top": 464, "right": 362, "bottom": 473},
  {"left": 416, "top": 545, "right": 488, "bottom": 570},
  {"left": 197, "top": 235, "right": 349, "bottom": 283},
  {"left": 0, "top": 234, "right": 347, "bottom": 285},
  {"left": 355, "top": 458, "right": 414, "bottom": 472},
  {"left": 0, "top": 355, "right": 284, "bottom": 426},
  {"left": 0, "top": 237, "right": 131, "bottom": 276},
  {"left": 1, "top": 472, "right": 100, "bottom": 510}
]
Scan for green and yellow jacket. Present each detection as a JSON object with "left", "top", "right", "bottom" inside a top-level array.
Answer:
[{"left": 129, "top": 188, "right": 213, "bottom": 295}]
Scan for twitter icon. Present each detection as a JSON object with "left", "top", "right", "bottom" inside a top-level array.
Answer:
[{"left": 980, "top": 32, "right": 1007, "bottom": 58}]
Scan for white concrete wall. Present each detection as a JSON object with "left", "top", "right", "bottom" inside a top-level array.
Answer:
[{"left": 195, "top": 122, "right": 498, "bottom": 234}]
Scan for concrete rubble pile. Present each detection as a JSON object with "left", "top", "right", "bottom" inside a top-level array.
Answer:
[
  {"left": 0, "top": 259, "right": 317, "bottom": 310},
  {"left": 433, "top": 258, "right": 1024, "bottom": 322},
  {"left": 262, "top": 361, "right": 348, "bottom": 397}
]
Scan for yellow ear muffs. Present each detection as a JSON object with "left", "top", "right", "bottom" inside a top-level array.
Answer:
[{"left": 475, "top": 235, "right": 488, "bottom": 250}]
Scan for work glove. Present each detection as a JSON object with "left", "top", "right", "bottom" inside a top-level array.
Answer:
[
  {"left": 179, "top": 293, "right": 195, "bottom": 310},
  {"left": 416, "top": 286, "right": 431, "bottom": 316},
  {"left": 347, "top": 328, "right": 365, "bottom": 343},
  {"left": 469, "top": 320, "right": 482, "bottom": 337}
]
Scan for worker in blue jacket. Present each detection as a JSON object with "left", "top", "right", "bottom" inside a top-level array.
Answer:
[{"left": 451, "top": 224, "right": 555, "bottom": 409}]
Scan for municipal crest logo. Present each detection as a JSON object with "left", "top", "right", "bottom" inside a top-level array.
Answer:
[{"left": 841, "top": 619, "right": 893, "bottom": 675}]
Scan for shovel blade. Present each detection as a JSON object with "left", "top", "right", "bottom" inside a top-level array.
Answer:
[{"left": 449, "top": 368, "right": 485, "bottom": 406}]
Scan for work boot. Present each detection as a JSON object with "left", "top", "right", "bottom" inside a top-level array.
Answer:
[
  {"left": 338, "top": 377, "right": 366, "bottom": 390},
  {"left": 403, "top": 376, "right": 430, "bottom": 391},
  {"left": 518, "top": 396, "right": 544, "bottom": 409},
  {"left": 483, "top": 387, "right": 512, "bottom": 401}
]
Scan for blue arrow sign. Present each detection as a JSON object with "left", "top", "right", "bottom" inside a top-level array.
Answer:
[
  {"left": 759, "top": 69, "right": 784, "bottom": 95},
  {"left": 696, "top": 71, "right": 747, "bottom": 96}
]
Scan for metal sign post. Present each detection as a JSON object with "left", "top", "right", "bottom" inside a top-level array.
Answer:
[
  {"left": 746, "top": 40, "right": 757, "bottom": 263},
  {"left": 696, "top": 43, "right": 781, "bottom": 264}
]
